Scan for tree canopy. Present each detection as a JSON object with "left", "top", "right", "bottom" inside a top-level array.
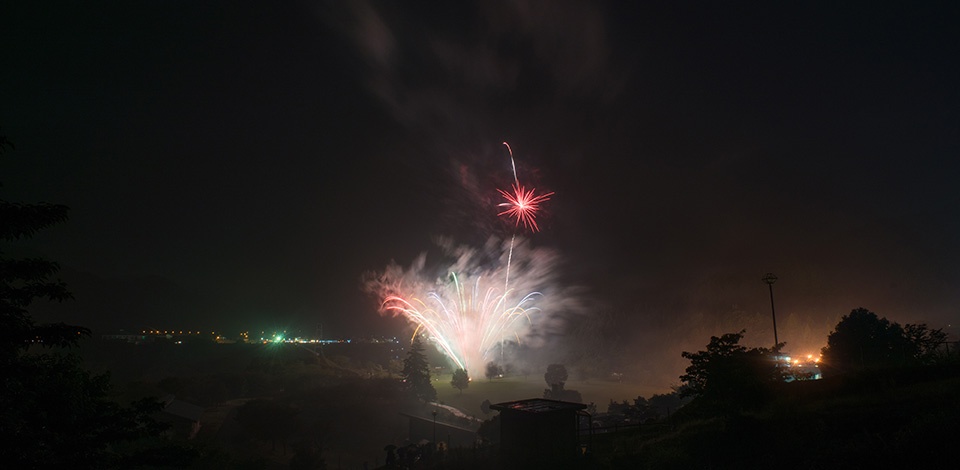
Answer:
[
  {"left": 542, "top": 363, "right": 582, "bottom": 402},
  {"left": 450, "top": 368, "right": 469, "bottom": 394},
  {"left": 679, "top": 330, "right": 784, "bottom": 409},
  {"left": 484, "top": 360, "right": 503, "bottom": 380},
  {"left": 544, "top": 363, "right": 568, "bottom": 387},
  {"left": 0, "top": 198, "right": 81, "bottom": 360},
  {"left": 401, "top": 336, "right": 436, "bottom": 402},
  {"left": 1, "top": 131, "right": 83, "bottom": 360},
  {"left": 0, "top": 131, "right": 189, "bottom": 468},
  {"left": 820, "top": 308, "right": 947, "bottom": 376}
]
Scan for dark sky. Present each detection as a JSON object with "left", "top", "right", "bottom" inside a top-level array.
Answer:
[{"left": 3, "top": 1, "right": 959, "bottom": 383}]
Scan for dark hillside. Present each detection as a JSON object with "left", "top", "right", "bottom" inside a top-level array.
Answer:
[{"left": 598, "top": 365, "right": 960, "bottom": 469}]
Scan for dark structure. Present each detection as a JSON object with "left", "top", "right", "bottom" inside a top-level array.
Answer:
[
  {"left": 490, "top": 398, "right": 587, "bottom": 468},
  {"left": 158, "top": 395, "right": 205, "bottom": 440},
  {"left": 399, "top": 413, "right": 477, "bottom": 449},
  {"left": 762, "top": 273, "right": 779, "bottom": 347}
]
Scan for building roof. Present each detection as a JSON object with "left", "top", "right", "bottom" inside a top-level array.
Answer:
[
  {"left": 489, "top": 398, "right": 587, "bottom": 413},
  {"left": 160, "top": 394, "right": 205, "bottom": 422}
]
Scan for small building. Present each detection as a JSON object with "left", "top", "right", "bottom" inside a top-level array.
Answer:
[
  {"left": 159, "top": 395, "right": 205, "bottom": 440},
  {"left": 101, "top": 330, "right": 151, "bottom": 344},
  {"left": 490, "top": 398, "right": 587, "bottom": 468}
]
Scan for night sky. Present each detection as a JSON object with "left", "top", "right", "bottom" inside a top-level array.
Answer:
[{"left": 3, "top": 1, "right": 958, "bottom": 383}]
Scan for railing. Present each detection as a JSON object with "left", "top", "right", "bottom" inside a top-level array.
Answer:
[
  {"left": 581, "top": 421, "right": 643, "bottom": 435},
  {"left": 577, "top": 412, "right": 675, "bottom": 457}
]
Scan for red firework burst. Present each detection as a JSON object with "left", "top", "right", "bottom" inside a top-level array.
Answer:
[{"left": 497, "top": 184, "right": 554, "bottom": 232}]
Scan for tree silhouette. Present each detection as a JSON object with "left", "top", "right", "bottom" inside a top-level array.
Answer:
[
  {"left": 542, "top": 363, "right": 582, "bottom": 402},
  {"left": 679, "top": 330, "right": 783, "bottom": 409},
  {"left": 484, "top": 361, "right": 503, "bottom": 381},
  {"left": 648, "top": 390, "right": 689, "bottom": 418},
  {"left": 903, "top": 322, "right": 948, "bottom": 364},
  {"left": 401, "top": 336, "right": 436, "bottom": 402},
  {"left": 820, "top": 308, "right": 946, "bottom": 376},
  {"left": 480, "top": 399, "right": 492, "bottom": 415},
  {"left": 0, "top": 130, "right": 188, "bottom": 468},
  {"left": 450, "top": 368, "right": 469, "bottom": 394},
  {"left": 0, "top": 200, "right": 81, "bottom": 359},
  {"left": 544, "top": 363, "right": 568, "bottom": 388}
]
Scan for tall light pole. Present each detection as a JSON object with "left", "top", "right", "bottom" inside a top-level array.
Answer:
[{"left": 762, "top": 273, "right": 779, "bottom": 347}]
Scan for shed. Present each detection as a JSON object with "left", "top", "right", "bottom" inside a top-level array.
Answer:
[
  {"left": 490, "top": 398, "right": 587, "bottom": 468},
  {"left": 159, "top": 395, "right": 205, "bottom": 439}
]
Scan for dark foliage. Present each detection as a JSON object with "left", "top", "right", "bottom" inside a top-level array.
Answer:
[
  {"left": 0, "top": 133, "right": 75, "bottom": 353},
  {"left": 903, "top": 322, "right": 949, "bottom": 363},
  {"left": 821, "top": 308, "right": 947, "bottom": 376},
  {"left": 0, "top": 353, "right": 180, "bottom": 468},
  {"left": 543, "top": 382, "right": 583, "bottom": 403},
  {"left": 0, "top": 133, "right": 188, "bottom": 468},
  {"left": 401, "top": 336, "right": 436, "bottom": 402},
  {"left": 0, "top": 201, "right": 84, "bottom": 360},
  {"left": 606, "top": 397, "right": 659, "bottom": 422},
  {"left": 236, "top": 398, "right": 300, "bottom": 453},
  {"left": 679, "top": 330, "right": 784, "bottom": 410},
  {"left": 543, "top": 363, "right": 568, "bottom": 387},
  {"left": 541, "top": 363, "right": 583, "bottom": 402},
  {"left": 484, "top": 360, "right": 503, "bottom": 380},
  {"left": 605, "top": 366, "right": 960, "bottom": 470},
  {"left": 647, "top": 390, "right": 689, "bottom": 418},
  {"left": 480, "top": 398, "right": 492, "bottom": 415},
  {"left": 450, "top": 367, "right": 469, "bottom": 394}
]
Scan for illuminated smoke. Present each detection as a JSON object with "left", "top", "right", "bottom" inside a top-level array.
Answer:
[{"left": 364, "top": 236, "right": 572, "bottom": 377}]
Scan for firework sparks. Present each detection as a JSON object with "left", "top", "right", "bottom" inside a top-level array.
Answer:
[
  {"left": 365, "top": 141, "right": 561, "bottom": 376},
  {"left": 497, "top": 142, "right": 554, "bottom": 297},
  {"left": 497, "top": 184, "right": 554, "bottom": 232},
  {"left": 381, "top": 273, "right": 542, "bottom": 373}
]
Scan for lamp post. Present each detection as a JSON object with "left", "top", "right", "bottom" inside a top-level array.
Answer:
[
  {"left": 762, "top": 273, "right": 779, "bottom": 347},
  {"left": 432, "top": 410, "right": 438, "bottom": 443}
]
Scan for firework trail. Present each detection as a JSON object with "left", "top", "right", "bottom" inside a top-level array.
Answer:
[
  {"left": 503, "top": 141, "right": 518, "bottom": 296},
  {"left": 381, "top": 273, "right": 541, "bottom": 373},
  {"left": 364, "top": 145, "right": 558, "bottom": 376},
  {"left": 503, "top": 141, "right": 519, "bottom": 186},
  {"left": 498, "top": 142, "right": 553, "bottom": 293},
  {"left": 366, "top": 238, "right": 563, "bottom": 377}
]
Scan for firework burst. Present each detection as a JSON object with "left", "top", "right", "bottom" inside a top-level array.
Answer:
[
  {"left": 365, "top": 143, "right": 560, "bottom": 376},
  {"left": 497, "top": 184, "right": 554, "bottom": 232},
  {"left": 497, "top": 142, "right": 554, "bottom": 294},
  {"left": 381, "top": 273, "right": 541, "bottom": 373},
  {"left": 365, "top": 237, "right": 565, "bottom": 378}
]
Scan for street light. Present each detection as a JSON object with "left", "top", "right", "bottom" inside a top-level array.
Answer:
[{"left": 762, "top": 273, "right": 779, "bottom": 347}]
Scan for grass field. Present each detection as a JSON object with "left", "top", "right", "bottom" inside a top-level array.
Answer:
[{"left": 433, "top": 374, "right": 669, "bottom": 417}]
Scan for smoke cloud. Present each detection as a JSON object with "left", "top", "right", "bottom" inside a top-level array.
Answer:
[{"left": 363, "top": 235, "right": 580, "bottom": 377}]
